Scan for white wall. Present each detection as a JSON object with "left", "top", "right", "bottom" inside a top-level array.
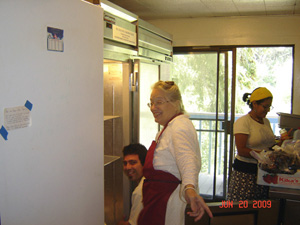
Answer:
[
  {"left": 0, "top": 1, "right": 104, "bottom": 225},
  {"left": 148, "top": 15, "right": 300, "bottom": 114}
]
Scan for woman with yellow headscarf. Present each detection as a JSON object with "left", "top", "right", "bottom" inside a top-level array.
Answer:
[{"left": 227, "top": 87, "right": 276, "bottom": 201}]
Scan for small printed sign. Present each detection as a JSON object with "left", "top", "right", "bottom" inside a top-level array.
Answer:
[
  {"left": 113, "top": 24, "right": 136, "bottom": 46},
  {"left": 47, "top": 27, "right": 64, "bottom": 52}
]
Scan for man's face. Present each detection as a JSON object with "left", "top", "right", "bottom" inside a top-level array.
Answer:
[{"left": 123, "top": 154, "right": 143, "bottom": 182}]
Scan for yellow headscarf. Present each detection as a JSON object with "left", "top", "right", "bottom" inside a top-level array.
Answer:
[{"left": 249, "top": 87, "right": 273, "bottom": 103}]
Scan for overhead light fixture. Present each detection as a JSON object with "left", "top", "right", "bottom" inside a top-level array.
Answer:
[{"left": 101, "top": 0, "right": 138, "bottom": 22}]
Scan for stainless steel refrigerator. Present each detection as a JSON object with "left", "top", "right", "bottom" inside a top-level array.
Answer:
[
  {"left": 132, "top": 19, "right": 173, "bottom": 148},
  {"left": 101, "top": 2, "right": 173, "bottom": 223}
]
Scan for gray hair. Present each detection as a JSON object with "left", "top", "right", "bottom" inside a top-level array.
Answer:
[{"left": 152, "top": 80, "right": 185, "bottom": 114}]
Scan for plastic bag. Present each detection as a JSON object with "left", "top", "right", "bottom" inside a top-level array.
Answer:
[
  {"left": 282, "top": 139, "right": 300, "bottom": 155},
  {"left": 251, "top": 142, "right": 300, "bottom": 175}
]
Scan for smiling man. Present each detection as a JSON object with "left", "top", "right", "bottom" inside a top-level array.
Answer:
[{"left": 118, "top": 143, "right": 147, "bottom": 225}]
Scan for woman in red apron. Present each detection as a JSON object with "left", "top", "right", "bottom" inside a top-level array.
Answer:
[{"left": 138, "top": 81, "right": 212, "bottom": 225}]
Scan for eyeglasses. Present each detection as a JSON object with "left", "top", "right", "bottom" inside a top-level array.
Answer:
[
  {"left": 260, "top": 104, "right": 274, "bottom": 110},
  {"left": 147, "top": 100, "right": 169, "bottom": 108}
]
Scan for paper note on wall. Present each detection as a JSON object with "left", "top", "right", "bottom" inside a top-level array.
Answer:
[{"left": 4, "top": 106, "right": 32, "bottom": 130}]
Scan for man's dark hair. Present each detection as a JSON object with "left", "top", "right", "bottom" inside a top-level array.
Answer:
[{"left": 122, "top": 143, "right": 148, "bottom": 166}]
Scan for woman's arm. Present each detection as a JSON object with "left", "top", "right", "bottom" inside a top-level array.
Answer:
[
  {"left": 172, "top": 119, "right": 213, "bottom": 220},
  {"left": 172, "top": 124, "right": 200, "bottom": 187},
  {"left": 235, "top": 133, "right": 260, "bottom": 158}
]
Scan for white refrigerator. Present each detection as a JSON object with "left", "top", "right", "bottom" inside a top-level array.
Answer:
[{"left": 0, "top": 1, "right": 104, "bottom": 225}]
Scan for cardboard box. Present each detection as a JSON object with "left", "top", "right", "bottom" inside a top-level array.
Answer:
[{"left": 257, "top": 168, "right": 300, "bottom": 190}]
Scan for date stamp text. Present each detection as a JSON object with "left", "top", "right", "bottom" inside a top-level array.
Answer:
[{"left": 219, "top": 200, "right": 272, "bottom": 208}]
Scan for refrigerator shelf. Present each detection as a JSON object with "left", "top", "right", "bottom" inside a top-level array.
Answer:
[
  {"left": 104, "top": 115, "right": 120, "bottom": 121},
  {"left": 104, "top": 155, "right": 120, "bottom": 166}
]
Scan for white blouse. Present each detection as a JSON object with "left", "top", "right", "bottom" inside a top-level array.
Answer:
[
  {"left": 153, "top": 114, "right": 201, "bottom": 192},
  {"left": 152, "top": 114, "right": 201, "bottom": 225},
  {"left": 234, "top": 114, "right": 276, "bottom": 164}
]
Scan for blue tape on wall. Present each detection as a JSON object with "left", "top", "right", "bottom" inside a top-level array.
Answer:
[
  {"left": 0, "top": 126, "right": 8, "bottom": 140},
  {"left": 25, "top": 100, "right": 33, "bottom": 111}
]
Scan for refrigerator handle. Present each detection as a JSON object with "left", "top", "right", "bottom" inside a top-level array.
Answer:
[{"left": 130, "top": 72, "right": 138, "bottom": 92}]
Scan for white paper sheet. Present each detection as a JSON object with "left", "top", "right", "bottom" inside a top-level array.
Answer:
[{"left": 4, "top": 106, "right": 31, "bottom": 130}]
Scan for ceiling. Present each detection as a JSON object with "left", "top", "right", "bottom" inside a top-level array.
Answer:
[{"left": 107, "top": 0, "right": 300, "bottom": 20}]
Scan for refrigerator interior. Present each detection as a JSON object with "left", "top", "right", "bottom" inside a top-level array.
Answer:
[
  {"left": 103, "top": 57, "right": 172, "bottom": 224},
  {"left": 103, "top": 59, "right": 131, "bottom": 225}
]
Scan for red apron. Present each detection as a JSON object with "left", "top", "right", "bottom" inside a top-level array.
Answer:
[{"left": 138, "top": 114, "right": 182, "bottom": 225}]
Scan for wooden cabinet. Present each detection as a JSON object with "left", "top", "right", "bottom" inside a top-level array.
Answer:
[
  {"left": 185, "top": 200, "right": 280, "bottom": 225},
  {"left": 283, "top": 199, "right": 300, "bottom": 225},
  {"left": 269, "top": 187, "right": 300, "bottom": 225}
]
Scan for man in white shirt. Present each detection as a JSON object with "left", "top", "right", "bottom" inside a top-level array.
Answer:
[{"left": 118, "top": 143, "right": 147, "bottom": 225}]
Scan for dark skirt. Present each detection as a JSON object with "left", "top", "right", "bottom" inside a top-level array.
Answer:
[{"left": 227, "top": 159, "right": 269, "bottom": 201}]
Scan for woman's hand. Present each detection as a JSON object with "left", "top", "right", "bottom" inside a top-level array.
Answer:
[
  {"left": 117, "top": 220, "right": 130, "bottom": 225},
  {"left": 184, "top": 185, "right": 213, "bottom": 221},
  {"left": 116, "top": 216, "right": 130, "bottom": 225}
]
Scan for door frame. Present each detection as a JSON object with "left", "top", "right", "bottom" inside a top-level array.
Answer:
[
  {"left": 131, "top": 58, "right": 162, "bottom": 145},
  {"left": 173, "top": 46, "right": 236, "bottom": 201}
]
